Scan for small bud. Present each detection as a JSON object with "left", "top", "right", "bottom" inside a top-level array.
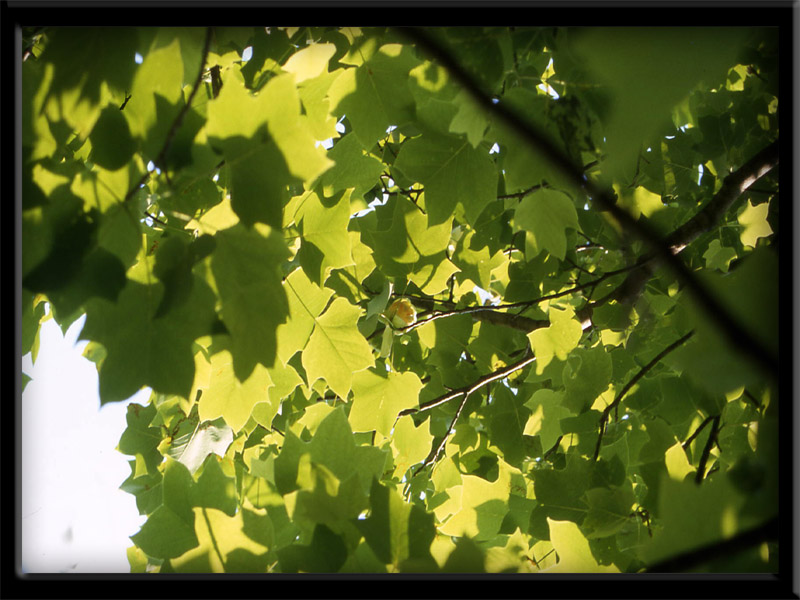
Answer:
[{"left": 385, "top": 298, "right": 416, "bottom": 328}]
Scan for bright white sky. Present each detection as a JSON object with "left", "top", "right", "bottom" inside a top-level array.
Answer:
[{"left": 22, "top": 312, "right": 150, "bottom": 573}]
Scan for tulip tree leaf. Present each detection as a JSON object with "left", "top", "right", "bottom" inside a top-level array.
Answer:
[
  {"left": 301, "top": 297, "right": 375, "bottom": 399},
  {"left": 514, "top": 189, "right": 580, "bottom": 261},
  {"left": 349, "top": 369, "right": 423, "bottom": 437},
  {"left": 80, "top": 277, "right": 217, "bottom": 404},
  {"left": 393, "top": 132, "right": 497, "bottom": 226},
  {"left": 210, "top": 224, "right": 290, "bottom": 381}
]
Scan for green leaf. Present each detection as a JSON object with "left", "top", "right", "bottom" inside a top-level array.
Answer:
[
  {"left": 207, "top": 69, "right": 332, "bottom": 228},
  {"left": 533, "top": 454, "right": 592, "bottom": 523},
  {"left": 449, "top": 90, "right": 489, "bottom": 147},
  {"left": 438, "top": 460, "right": 512, "bottom": 541},
  {"left": 483, "top": 385, "right": 530, "bottom": 467},
  {"left": 210, "top": 224, "right": 290, "bottom": 381},
  {"left": 320, "top": 134, "right": 385, "bottom": 201},
  {"left": 523, "top": 389, "right": 571, "bottom": 453},
  {"left": 88, "top": 105, "right": 136, "bottom": 171},
  {"left": 275, "top": 267, "right": 334, "bottom": 365},
  {"left": 282, "top": 43, "right": 337, "bottom": 83},
  {"left": 544, "top": 518, "right": 619, "bottom": 572},
  {"left": 80, "top": 277, "right": 217, "bottom": 403},
  {"left": 349, "top": 369, "right": 423, "bottom": 437},
  {"left": 130, "top": 504, "right": 199, "bottom": 560},
  {"left": 569, "top": 27, "right": 747, "bottom": 183},
  {"left": 197, "top": 350, "right": 273, "bottom": 433},
  {"left": 562, "top": 346, "right": 612, "bottom": 414},
  {"left": 393, "top": 132, "right": 498, "bottom": 226},
  {"left": 362, "top": 197, "right": 457, "bottom": 295},
  {"left": 275, "top": 408, "right": 387, "bottom": 498},
  {"left": 328, "top": 43, "right": 419, "bottom": 148},
  {"left": 117, "top": 401, "right": 162, "bottom": 476},
  {"left": 671, "top": 247, "right": 777, "bottom": 395},
  {"left": 703, "top": 239, "right": 737, "bottom": 273},
  {"left": 582, "top": 485, "right": 635, "bottom": 538},
  {"left": 301, "top": 297, "right": 375, "bottom": 399},
  {"left": 514, "top": 189, "right": 580, "bottom": 261},
  {"left": 390, "top": 415, "right": 434, "bottom": 477},
  {"left": 40, "top": 27, "right": 139, "bottom": 135},
  {"left": 296, "top": 189, "right": 355, "bottom": 284},
  {"left": 441, "top": 537, "right": 486, "bottom": 573},
  {"left": 355, "top": 478, "right": 438, "bottom": 570},
  {"left": 171, "top": 507, "right": 271, "bottom": 573},
  {"left": 738, "top": 199, "right": 773, "bottom": 248},
  {"left": 527, "top": 305, "right": 583, "bottom": 374},
  {"left": 191, "top": 455, "right": 238, "bottom": 517},
  {"left": 642, "top": 474, "right": 748, "bottom": 566},
  {"left": 169, "top": 417, "right": 234, "bottom": 475},
  {"left": 124, "top": 37, "right": 184, "bottom": 158},
  {"left": 277, "top": 523, "right": 348, "bottom": 573}
]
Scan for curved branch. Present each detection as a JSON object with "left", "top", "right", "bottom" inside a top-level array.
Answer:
[{"left": 401, "top": 27, "right": 778, "bottom": 380}]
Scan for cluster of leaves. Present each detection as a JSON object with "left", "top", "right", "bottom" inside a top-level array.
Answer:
[{"left": 21, "top": 26, "right": 780, "bottom": 573}]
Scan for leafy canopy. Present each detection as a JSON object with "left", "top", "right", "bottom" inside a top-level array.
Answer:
[{"left": 22, "top": 25, "right": 780, "bottom": 574}]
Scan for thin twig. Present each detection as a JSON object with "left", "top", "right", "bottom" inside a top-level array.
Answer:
[
  {"left": 398, "top": 349, "right": 536, "bottom": 419},
  {"left": 394, "top": 260, "right": 642, "bottom": 335},
  {"left": 543, "top": 435, "right": 563, "bottom": 460},
  {"left": 593, "top": 330, "right": 695, "bottom": 461},
  {"left": 682, "top": 415, "right": 715, "bottom": 450},
  {"left": 123, "top": 27, "right": 214, "bottom": 203},
  {"left": 412, "top": 383, "right": 489, "bottom": 475},
  {"left": 695, "top": 415, "right": 721, "bottom": 484}
]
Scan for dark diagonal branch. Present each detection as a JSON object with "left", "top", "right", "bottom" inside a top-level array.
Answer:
[
  {"left": 606, "top": 141, "right": 780, "bottom": 307},
  {"left": 666, "top": 141, "right": 779, "bottom": 253},
  {"left": 593, "top": 331, "right": 695, "bottom": 461},
  {"left": 645, "top": 516, "right": 778, "bottom": 573},
  {"left": 124, "top": 27, "right": 214, "bottom": 203},
  {"left": 401, "top": 27, "right": 778, "bottom": 381}
]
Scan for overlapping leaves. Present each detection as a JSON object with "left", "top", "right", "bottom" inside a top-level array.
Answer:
[{"left": 21, "top": 25, "right": 779, "bottom": 575}]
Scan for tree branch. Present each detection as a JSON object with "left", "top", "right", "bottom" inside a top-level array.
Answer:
[
  {"left": 665, "top": 141, "right": 779, "bottom": 253},
  {"left": 397, "top": 349, "right": 536, "bottom": 419},
  {"left": 608, "top": 140, "right": 780, "bottom": 306},
  {"left": 401, "top": 27, "right": 778, "bottom": 381},
  {"left": 124, "top": 27, "right": 214, "bottom": 203},
  {"left": 593, "top": 330, "right": 695, "bottom": 461},
  {"left": 682, "top": 415, "right": 715, "bottom": 450},
  {"left": 412, "top": 382, "right": 491, "bottom": 475},
  {"left": 395, "top": 263, "right": 641, "bottom": 335},
  {"left": 644, "top": 516, "right": 778, "bottom": 573}
]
